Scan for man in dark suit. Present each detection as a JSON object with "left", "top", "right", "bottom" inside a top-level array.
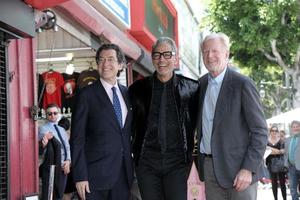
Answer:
[
  {"left": 71, "top": 44, "right": 133, "bottom": 200},
  {"left": 197, "top": 32, "right": 268, "bottom": 200}
]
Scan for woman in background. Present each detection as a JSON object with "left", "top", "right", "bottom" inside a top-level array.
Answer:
[{"left": 266, "top": 125, "right": 287, "bottom": 200}]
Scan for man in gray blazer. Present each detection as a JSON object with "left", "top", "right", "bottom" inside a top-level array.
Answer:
[
  {"left": 197, "top": 32, "right": 268, "bottom": 200},
  {"left": 285, "top": 120, "right": 300, "bottom": 200}
]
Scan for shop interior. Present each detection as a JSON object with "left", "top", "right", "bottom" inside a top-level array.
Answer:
[{"left": 36, "top": 26, "right": 97, "bottom": 118}]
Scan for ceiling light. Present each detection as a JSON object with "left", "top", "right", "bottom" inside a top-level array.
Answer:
[
  {"left": 36, "top": 55, "right": 73, "bottom": 63},
  {"left": 36, "top": 56, "right": 72, "bottom": 62}
]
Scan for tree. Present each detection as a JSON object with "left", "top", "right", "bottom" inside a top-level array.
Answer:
[{"left": 202, "top": 0, "right": 300, "bottom": 116}]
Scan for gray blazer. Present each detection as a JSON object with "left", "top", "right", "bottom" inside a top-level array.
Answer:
[
  {"left": 197, "top": 68, "right": 268, "bottom": 188},
  {"left": 285, "top": 136, "right": 300, "bottom": 170}
]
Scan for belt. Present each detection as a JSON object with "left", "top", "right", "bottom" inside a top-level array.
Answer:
[{"left": 203, "top": 153, "right": 212, "bottom": 158}]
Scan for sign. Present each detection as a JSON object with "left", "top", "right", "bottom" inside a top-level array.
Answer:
[
  {"left": 99, "top": 0, "right": 130, "bottom": 28},
  {"left": 145, "top": 0, "right": 175, "bottom": 39},
  {"left": 187, "top": 162, "right": 206, "bottom": 200}
]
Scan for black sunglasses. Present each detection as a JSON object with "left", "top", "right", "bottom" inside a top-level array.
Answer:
[
  {"left": 270, "top": 129, "right": 278, "bottom": 132},
  {"left": 47, "top": 112, "right": 58, "bottom": 116},
  {"left": 151, "top": 51, "right": 175, "bottom": 60}
]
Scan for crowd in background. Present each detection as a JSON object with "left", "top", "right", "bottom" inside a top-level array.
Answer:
[{"left": 262, "top": 121, "right": 300, "bottom": 200}]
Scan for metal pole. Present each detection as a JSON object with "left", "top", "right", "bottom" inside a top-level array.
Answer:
[{"left": 48, "top": 165, "right": 55, "bottom": 200}]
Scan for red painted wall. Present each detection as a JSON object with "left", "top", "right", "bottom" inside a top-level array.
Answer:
[
  {"left": 24, "top": 0, "right": 70, "bottom": 10},
  {"left": 8, "top": 38, "right": 38, "bottom": 199}
]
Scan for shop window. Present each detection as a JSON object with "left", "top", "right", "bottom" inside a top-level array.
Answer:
[{"left": 0, "top": 31, "right": 8, "bottom": 199}]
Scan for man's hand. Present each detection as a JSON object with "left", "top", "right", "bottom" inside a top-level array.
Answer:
[
  {"left": 76, "top": 181, "right": 90, "bottom": 200},
  {"left": 233, "top": 169, "right": 252, "bottom": 192},
  {"left": 41, "top": 132, "right": 53, "bottom": 148},
  {"left": 62, "top": 160, "right": 71, "bottom": 175}
]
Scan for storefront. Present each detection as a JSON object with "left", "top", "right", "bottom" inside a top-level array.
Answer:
[
  {"left": 129, "top": 0, "right": 178, "bottom": 80},
  {"left": 0, "top": 0, "right": 37, "bottom": 199},
  {"left": 0, "top": 0, "right": 178, "bottom": 199}
]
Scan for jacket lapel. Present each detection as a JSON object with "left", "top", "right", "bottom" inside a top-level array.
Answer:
[
  {"left": 197, "top": 75, "right": 208, "bottom": 141},
  {"left": 119, "top": 84, "right": 131, "bottom": 129},
  {"left": 212, "top": 68, "right": 233, "bottom": 133}
]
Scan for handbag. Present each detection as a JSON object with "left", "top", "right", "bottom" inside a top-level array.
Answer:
[{"left": 269, "top": 155, "right": 287, "bottom": 173}]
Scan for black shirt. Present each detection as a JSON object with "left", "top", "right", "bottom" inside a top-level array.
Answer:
[{"left": 144, "top": 75, "right": 182, "bottom": 154}]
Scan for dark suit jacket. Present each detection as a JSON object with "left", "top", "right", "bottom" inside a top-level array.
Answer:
[
  {"left": 71, "top": 80, "right": 133, "bottom": 190},
  {"left": 197, "top": 68, "right": 268, "bottom": 188}
]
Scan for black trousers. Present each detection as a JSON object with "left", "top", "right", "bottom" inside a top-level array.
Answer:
[
  {"left": 269, "top": 171, "right": 287, "bottom": 200},
  {"left": 136, "top": 151, "right": 190, "bottom": 200}
]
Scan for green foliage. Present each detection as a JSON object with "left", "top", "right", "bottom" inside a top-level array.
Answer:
[
  {"left": 205, "top": 0, "right": 300, "bottom": 67},
  {"left": 202, "top": 0, "right": 300, "bottom": 117}
]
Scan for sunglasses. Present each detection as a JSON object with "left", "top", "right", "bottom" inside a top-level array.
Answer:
[
  {"left": 151, "top": 51, "right": 175, "bottom": 60},
  {"left": 47, "top": 112, "right": 58, "bottom": 116},
  {"left": 270, "top": 129, "right": 278, "bottom": 132}
]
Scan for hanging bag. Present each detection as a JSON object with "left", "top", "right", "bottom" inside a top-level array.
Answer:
[
  {"left": 269, "top": 141, "right": 288, "bottom": 173},
  {"left": 270, "top": 155, "right": 287, "bottom": 173}
]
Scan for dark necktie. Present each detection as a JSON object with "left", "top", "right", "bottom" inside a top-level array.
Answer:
[
  {"left": 158, "top": 85, "right": 167, "bottom": 153},
  {"left": 54, "top": 124, "right": 67, "bottom": 161},
  {"left": 112, "top": 87, "right": 123, "bottom": 127}
]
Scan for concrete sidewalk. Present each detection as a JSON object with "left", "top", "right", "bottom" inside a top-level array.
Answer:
[{"left": 257, "top": 182, "right": 291, "bottom": 200}]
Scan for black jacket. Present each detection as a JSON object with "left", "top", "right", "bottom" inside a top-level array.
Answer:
[
  {"left": 129, "top": 73, "right": 199, "bottom": 165},
  {"left": 39, "top": 137, "right": 64, "bottom": 199}
]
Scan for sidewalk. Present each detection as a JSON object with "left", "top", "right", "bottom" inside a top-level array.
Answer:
[{"left": 257, "top": 182, "right": 291, "bottom": 200}]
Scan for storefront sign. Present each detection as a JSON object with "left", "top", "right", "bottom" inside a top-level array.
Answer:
[
  {"left": 129, "top": 0, "right": 177, "bottom": 51},
  {"left": 145, "top": 0, "right": 174, "bottom": 39},
  {"left": 99, "top": 0, "right": 130, "bottom": 28}
]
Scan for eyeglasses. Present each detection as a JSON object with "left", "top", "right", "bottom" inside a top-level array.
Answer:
[
  {"left": 270, "top": 129, "right": 279, "bottom": 132},
  {"left": 151, "top": 51, "right": 175, "bottom": 60},
  {"left": 47, "top": 112, "right": 58, "bottom": 116},
  {"left": 98, "top": 57, "right": 118, "bottom": 64}
]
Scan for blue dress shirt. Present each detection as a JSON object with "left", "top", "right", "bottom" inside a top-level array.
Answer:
[
  {"left": 200, "top": 67, "right": 227, "bottom": 154},
  {"left": 39, "top": 121, "right": 71, "bottom": 165}
]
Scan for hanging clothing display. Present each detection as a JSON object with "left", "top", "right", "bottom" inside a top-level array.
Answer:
[
  {"left": 61, "top": 72, "right": 80, "bottom": 112},
  {"left": 38, "top": 73, "right": 45, "bottom": 110},
  {"left": 42, "top": 70, "right": 64, "bottom": 109},
  {"left": 77, "top": 69, "right": 100, "bottom": 89}
]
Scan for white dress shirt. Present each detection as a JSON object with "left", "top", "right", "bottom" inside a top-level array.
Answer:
[{"left": 100, "top": 78, "right": 128, "bottom": 126}]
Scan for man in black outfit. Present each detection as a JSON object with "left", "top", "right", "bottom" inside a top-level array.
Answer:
[{"left": 129, "top": 37, "right": 198, "bottom": 200}]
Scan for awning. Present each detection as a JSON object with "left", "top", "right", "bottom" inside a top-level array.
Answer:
[
  {"left": 267, "top": 108, "right": 300, "bottom": 124},
  {"left": 56, "top": 0, "right": 153, "bottom": 74}
]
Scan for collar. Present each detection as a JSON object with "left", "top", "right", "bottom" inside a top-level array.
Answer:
[
  {"left": 152, "top": 71, "right": 177, "bottom": 85},
  {"left": 292, "top": 133, "right": 300, "bottom": 138},
  {"left": 208, "top": 67, "right": 227, "bottom": 85},
  {"left": 100, "top": 78, "right": 119, "bottom": 90}
]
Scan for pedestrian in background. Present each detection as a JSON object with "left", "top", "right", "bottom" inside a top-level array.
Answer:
[
  {"left": 285, "top": 120, "right": 300, "bottom": 200},
  {"left": 39, "top": 103, "right": 71, "bottom": 200},
  {"left": 266, "top": 125, "right": 287, "bottom": 200}
]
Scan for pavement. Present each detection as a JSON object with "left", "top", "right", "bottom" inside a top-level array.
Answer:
[{"left": 257, "top": 182, "right": 292, "bottom": 200}]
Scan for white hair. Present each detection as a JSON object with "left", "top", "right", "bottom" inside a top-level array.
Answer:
[{"left": 201, "top": 32, "right": 231, "bottom": 51}]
